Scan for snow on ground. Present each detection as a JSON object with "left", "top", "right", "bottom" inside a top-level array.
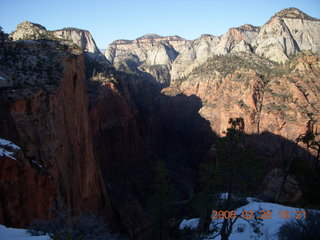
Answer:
[
  {"left": 209, "top": 198, "right": 316, "bottom": 240},
  {"left": 180, "top": 197, "right": 317, "bottom": 240},
  {"left": 179, "top": 218, "right": 200, "bottom": 230},
  {"left": 0, "top": 138, "right": 20, "bottom": 150},
  {"left": 0, "top": 138, "right": 20, "bottom": 160},
  {"left": 0, "top": 147, "right": 16, "bottom": 159},
  {"left": 0, "top": 76, "right": 6, "bottom": 81},
  {"left": 223, "top": 199, "right": 304, "bottom": 240},
  {"left": 0, "top": 225, "right": 50, "bottom": 240}
]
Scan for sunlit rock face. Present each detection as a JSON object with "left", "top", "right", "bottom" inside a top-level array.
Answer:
[
  {"left": 254, "top": 8, "right": 320, "bottom": 63},
  {"left": 51, "top": 28, "right": 101, "bottom": 54}
]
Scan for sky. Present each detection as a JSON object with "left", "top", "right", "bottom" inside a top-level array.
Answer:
[{"left": 0, "top": 0, "right": 320, "bottom": 48}]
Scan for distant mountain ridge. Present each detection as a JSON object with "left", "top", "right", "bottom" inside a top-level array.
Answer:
[
  {"left": 103, "top": 7, "right": 320, "bottom": 148},
  {"left": 9, "top": 21, "right": 105, "bottom": 60},
  {"left": 105, "top": 7, "right": 320, "bottom": 82},
  {"left": 274, "top": 7, "right": 320, "bottom": 21}
]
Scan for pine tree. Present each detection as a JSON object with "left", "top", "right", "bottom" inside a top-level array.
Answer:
[
  {"left": 193, "top": 118, "right": 265, "bottom": 239},
  {"left": 150, "top": 160, "right": 173, "bottom": 239}
]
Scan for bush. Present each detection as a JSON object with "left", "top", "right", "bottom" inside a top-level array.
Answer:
[
  {"left": 28, "top": 209, "right": 68, "bottom": 236},
  {"left": 28, "top": 211, "right": 126, "bottom": 240},
  {"left": 277, "top": 210, "right": 320, "bottom": 240}
]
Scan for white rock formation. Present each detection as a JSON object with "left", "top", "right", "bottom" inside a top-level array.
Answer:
[
  {"left": 105, "top": 34, "right": 187, "bottom": 67},
  {"left": 145, "top": 42, "right": 178, "bottom": 66},
  {"left": 9, "top": 21, "right": 48, "bottom": 41},
  {"left": 9, "top": 21, "right": 103, "bottom": 58},
  {"left": 51, "top": 28, "right": 101, "bottom": 54},
  {"left": 171, "top": 24, "right": 260, "bottom": 80},
  {"left": 254, "top": 8, "right": 320, "bottom": 63},
  {"left": 102, "top": 8, "right": 320, "bottom": 81}
]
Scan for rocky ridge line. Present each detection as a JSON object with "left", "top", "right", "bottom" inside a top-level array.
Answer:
[
  {"left": 9, "top": 21, "right": 106, "bottom": 60},
  {"left": 105, "top": 8, "right": 320, "bottom": 82}
]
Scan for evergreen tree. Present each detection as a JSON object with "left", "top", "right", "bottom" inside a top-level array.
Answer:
[
  {"left": 150, "top": 160, "right": 173, "bottom": 239},
  {"left": 0, "top": 26, "right": 4, "bottom": 42},
  {"left": 296, "top": 130, "right": 320, "bottom": 167},
  {"left": 193, "top": 118, "right": 265, "bottom": 240}
]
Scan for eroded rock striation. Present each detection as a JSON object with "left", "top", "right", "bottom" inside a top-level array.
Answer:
[
  {"left": 105, "top": 7, "right": 320, "bottom": 144},
  {"left": 106, "top": 8, "right": 320, "bottom": 82},
  {"left": 52, "top": 28, "right": 100, "bottom": 54},
  {"left": 254, "top": 8, "right": 320, "bottom": 63},
  {"left": 9, "top": 21, "right": 105, "bottom": 60},
  {"left": 9, "top": 21, "right": 48, "bottom": 41},
  {"left": 0, "top": 138, "right": 55, "bottom": 226},
  {"left": 0, "top": 40, "right": 113, "bottom": 227},
  {"left": 105, "top": 34, "right": 188, "bottom": 84}
]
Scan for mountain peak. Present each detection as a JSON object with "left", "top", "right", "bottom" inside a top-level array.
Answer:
[
  {"left": 17, "top": 20, "right": 47, "bottom": 31},
  {"left": 237, "top": 24, "right": 260, "bottom": 31},
  {"left": 51, "top": 28, "right": 101, "bottom": 55},
  {"left": 274, "top": 7, "right": 319, "bottom": 21},
  {"left": 137, "top": 34, "right": 163, "bottom": 40},
  {"left": 9, "top": 21, "right": 48, "bottom": 41},
  {"left": 55, "top": 27, "right": 89, "bottom": 33}
]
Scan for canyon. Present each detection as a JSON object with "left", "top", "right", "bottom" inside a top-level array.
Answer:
[{"left": 0, "top": 7, "right": 320, "bottom": 238}]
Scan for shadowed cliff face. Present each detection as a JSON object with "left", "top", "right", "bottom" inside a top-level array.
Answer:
[
  {"left": 0, "top": 146, "right": 55, "bottom": 226},
  {"left": 86, "top": 63, "right": 216, "bottom": 235},
  {"left": 0, "top": 41, "right": 113, "bottom": 227},
  {"left": 85, "top": 56, "right": 320, "bottom": 237},
  {"left": 0, "top": 37, "right": 216, "bottom": 234}
]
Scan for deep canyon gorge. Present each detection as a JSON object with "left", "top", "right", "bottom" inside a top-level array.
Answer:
[{"left": 0, "top": 7, "right": 320, "bottom": 239}]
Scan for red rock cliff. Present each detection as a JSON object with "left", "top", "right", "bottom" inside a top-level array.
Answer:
[{"left": 0, "top": 42, "right": 113, "bottom": 227}]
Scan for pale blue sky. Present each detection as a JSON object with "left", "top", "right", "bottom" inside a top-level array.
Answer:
[{"left": 0, "top": 0, "right": 319, "bottom": 48}]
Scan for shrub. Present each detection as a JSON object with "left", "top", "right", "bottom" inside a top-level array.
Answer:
[
  {"left": 28, "top": 209, "right": 68, "bottom": 236},
  {"left": 277, "top": 210, "right": 320, "bottom": 240},
  {"left": 28, "top": 211, "right": 126, "bottom": 240}
]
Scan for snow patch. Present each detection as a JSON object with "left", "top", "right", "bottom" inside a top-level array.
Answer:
[
  {"left": 0, "top": 148, "right": 16, "bottom": 160},
  {"left": 220, "top": 192, "right": 229, "bottom": 200},
  {"left": 0, "top": 138, "right": 20, "bottom": 160},
  {"left": 179, "top": 218, "right": 199, "bottom": 230},
  {"left": 0, "top": 76, "right": 6, "bottom": 81},
  {"left": 0, "top": 224, "right": 50, "bottom": 240},
  {"left": 207, "top": 199, "right": 319, "bottom": 240},
  {"left": 246, "top": 197, "right": 261, "bottom": 203},
  {"left": 32, "top": 160, "right": 44, "bottom": 169},
  {"left": 0, "top": 138, "right": 20, "bottom": 150}
]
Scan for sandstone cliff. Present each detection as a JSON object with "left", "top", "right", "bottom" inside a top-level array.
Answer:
[
  {"left": 9, "top": 21, "right": 105, "bottom": 60},
  {"left": 52, "top": 28, "right": 100, "bottom": 54},
  {"left": 164, "top": 51, "right": 320, "bottom": 203},
  {"left": 2, "top": 7, "right": 320, "bottom": 235},
  {"left": 105, "top": 8, "right": 320, "bottom": 147},
  {"left": 9, "top": 21, "right": 48, "bottom": 41},
  {"left": 166, "top": 52, "right": 320, "bottom": 143},
  {"left": 106, "top": 8, "right": 320, "bottom": 82},
  {"left": 0, "top": 138, "right": 55, "bottom": 226},
  {"left": 85, "top": 59, "right": 216, "bottom": 235},
  {"left": 171, "top": 24, "right": 260, "bottom": 80},
  {"left": 105, "top": 34, "right": 188, "bottom": 84},
  {"left": 0, "top": 40, "right": 113, "bottom": 227},
  {"left": 105, "top": 24, "right": 260, "bottom": 81},
  {"left": 254, "top": 8, "right": 320, "bottom": 63},
  {"left": 105, "top": 34, "right": 186, "bottom": 65}
]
